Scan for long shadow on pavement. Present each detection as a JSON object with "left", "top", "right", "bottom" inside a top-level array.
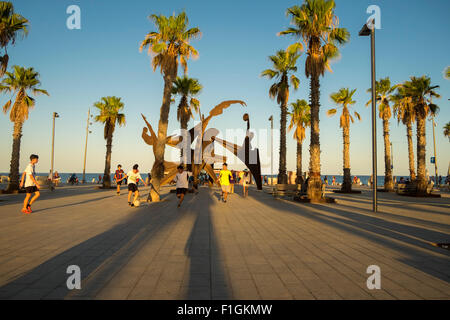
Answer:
[
  {"left": 248, "top": 191, "right": 450, "bottom": 284},
  {"left": 0, "top": 185, "right": 116, "bottom": 207},
  {"left": 0, "top": 188, "right": 230, "bottom": 300},
  {"left": 330, "top": 190, "right": 450, "bottom": 214},
  {"left": 184, "top": 188, "right": 230, "bottom": 299}
]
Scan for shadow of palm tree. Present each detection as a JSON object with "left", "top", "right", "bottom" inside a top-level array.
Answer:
[
  {"left": 183, "top": 189, "right": 229, "bottom": 299},
  {"left": 247, "top": 191, "right": 450, "bottom": 283},
  {"left": 0, "top": 187, "right": 230, "bottom": 300}
]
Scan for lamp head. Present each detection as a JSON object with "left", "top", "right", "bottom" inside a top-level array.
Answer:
[{"left": 359, "top": 19, "right": 374, "bottom": 36}]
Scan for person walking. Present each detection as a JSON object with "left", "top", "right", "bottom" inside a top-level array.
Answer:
[
  {"left": 230, "top": 170, "right": 236, "bottom": 194},
  {"left": 219, "top": 163, "right": 232, "bottom": 203},
  {"left": 54, "top": 171, "right": 61, "bottom": 187},
  {"left": 114, "top": 164, "right": 125, "bottom": 195},
  {"left": 242, "top": 169, "right": 250, "bottom": 198}
]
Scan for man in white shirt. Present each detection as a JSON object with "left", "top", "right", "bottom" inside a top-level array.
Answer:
[
  {"left": 19, "top": 154, "right": 41, "bottom": 214},
  {"left": 117, "top": 164, "right": 147, "bottom": 207},
  {"left": 172, "top": 165, "right": 191, "bottom": 208}
]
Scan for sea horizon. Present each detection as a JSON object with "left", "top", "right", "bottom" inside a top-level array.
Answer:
[{"left": 1, "top": 172, "right": 426, "bottom": 187}]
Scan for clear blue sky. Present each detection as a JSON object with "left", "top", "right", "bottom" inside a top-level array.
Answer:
[{"left": 1, "top": 0, "right": 449, "bottom": 176}]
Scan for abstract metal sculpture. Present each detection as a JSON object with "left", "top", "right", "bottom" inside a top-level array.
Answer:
[{"left": 141, "top": 100, "right": 262, "bottom": 193}]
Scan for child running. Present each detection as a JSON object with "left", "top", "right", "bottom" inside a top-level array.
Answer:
[
  {"left": 219, "top": 163, "right": 233, "bottom": 203},
  {"left": 172, "top": 165, "right": 191, "bottom": 208},
  {"left": 118, "top": 164, "right": 147, "bottom": 207},
  {"left": 19, "top": 154, "right": 41, "bottom": 214},
  {"left": 114, "top": 164, "right": 125, "bottom": 195}
]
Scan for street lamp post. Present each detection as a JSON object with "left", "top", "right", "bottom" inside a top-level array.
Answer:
[
  {"left": 50, "top": 112, "right": 59, "bottom": 189},
  {"left": 359, "top": 19, "right": 378, "bottom": 213},
  {"left": 82, "top": 109, "right": 92, "bottom": 184},
  {"left": 268, "top": 115, "right": 273, "bottom": 186},
  {"left": 431, "top": 116, "right": 438, "bottom": 185},
  {"left": 391, "top": 142, "right": 394, "bottom": 182}
]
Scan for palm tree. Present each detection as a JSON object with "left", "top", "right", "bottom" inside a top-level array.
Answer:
[
  {"left": 93, "top": 96, "right": 126, "bottom": 189},
  {"left": 327, "top": 88, "right": 360, "bottom": 193},
  {"left": 392, "top": 86, "right": 416, "bottom": 181},
  {"left": 366, "top": 77, "right": 396, "bottom": 191},
  {"left": 261, "top": 49, "right": 300, "bottom": 184},
  {"left": 279, "top": 0, "right": 349, "bottom": 200},
  {"left": 403, "top": 76, "right": 440, "bottom": 195},
  {"left": 444, "top": 122, "right": 450, "bottom": 142},
  {"left": 171, "top": 75, "right": 202, "bottom": 163},
  {"left": 445, "top": 66, "right": 450, "bottom": 80},
  {"left": 0, "top": 2, "right": 28, "bottom": 77},
  {"left": 288, "top": 99, "right": 310, "bottom": 185},
  {"left": 1, "top": 66, "right": 48, "bottom": 193},
  {"left": 140, "top": 11, "right": 200, "bottom": 201}
]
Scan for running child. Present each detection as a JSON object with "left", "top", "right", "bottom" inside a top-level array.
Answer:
[
  {"left": 219, "top": 163, "right": 232, "bottom": 203},
  {"left": 118, "top": 164, "right": 147, "bottom": 207},
  {"left": 172, "top": 165, "right": 191, "bottom": 208},
  {"left": 19, "top": 154, "right": 41, "bottom": 214},
  {"left": 114, "top": 164, "right": 125, "bottom": 195}
]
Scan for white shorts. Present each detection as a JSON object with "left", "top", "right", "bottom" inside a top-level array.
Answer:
[{"left": 221, "top": 185, "right": 231, "bottom": 193}]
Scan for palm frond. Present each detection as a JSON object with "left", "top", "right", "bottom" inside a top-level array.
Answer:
[
  {"left": 280, "top": 0, "right": 349, "bottom": 78},
  {"left": 93, "top": 96, "right": 126, "bottom": 138},
  {"left": 2, "top": 100, "right": 11, "bottom": 114},
  {"left": 140, "top": 11, "right": 200, "bottom": 75},
  {"left": 0, "top": 65, "right": 47, "bottom": 122},
  {"left": 326, "top": 108, "right": 337, "bottom": 116}
]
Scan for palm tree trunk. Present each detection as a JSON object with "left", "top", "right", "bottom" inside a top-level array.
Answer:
[
  {"left": 383, "top": 117, "right": 394, "bottom": 191},
  {"left": 295, "top": 140, "right": 302, "bottom": 185},
  {"left": 5, "top": 120, "right": 23, "bottom": 193},
  {"left": 150, "top": 64, "right": 177, "bottom": 201},
  {"left": 416, "top": 116, "right": 427, "bottom": 194},
  {"left": 341, "top": 124, "right": 352, "bottom": 192},
  {"left": 103, "top": 133, "right": 113, "bottom": 188},
  {"left": 307, "top": 73, "right": 322, "bottom": 201},
  {"left": 278, "top": 102, "right": 288, "bottom": 184},
  {"left": 179, "top": 97, "right": 189, "bottom": 165},
  {"left": 406, "top": 122, "right": 416, "bottom": 181}
]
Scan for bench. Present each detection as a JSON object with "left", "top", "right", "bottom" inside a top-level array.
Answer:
[
  {"left": 396, "top": 182, "right": 436, "bottom": 195},
  {"left": 273, "top": 184, "right": 298, "bottom": 198},
  {"left": 396, "top": 183, "right": 417, "bottom": 195}
]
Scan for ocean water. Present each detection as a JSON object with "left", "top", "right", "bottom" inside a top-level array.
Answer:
[
  {"left": 264, "top": 174, "right": 388, "bottom": 186},
  {"left": 0, "top": 172, "right": 107, "bottom": 184},
  {"left": 1, "top": 172, "right": 394, "bottom": 186}
]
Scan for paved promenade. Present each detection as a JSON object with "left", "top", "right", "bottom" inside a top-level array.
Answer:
[{"left": 0, "top": 184, "right": 449, "bottom": 300}]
